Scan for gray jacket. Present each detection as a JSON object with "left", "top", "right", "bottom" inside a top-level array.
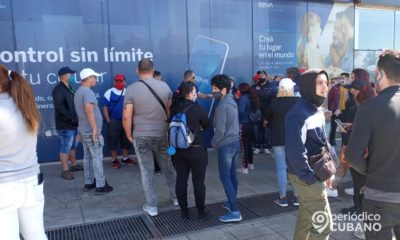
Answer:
[{"left": 211, "top": 94, "right": 240, "bottom": 149}]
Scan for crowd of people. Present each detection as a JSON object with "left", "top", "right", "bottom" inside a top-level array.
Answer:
[{"left": 0, "top": 49, "right": 399, "bottom": 240}]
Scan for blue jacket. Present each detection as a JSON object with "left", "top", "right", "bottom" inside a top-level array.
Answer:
[
  {"left": 237, "top": 93, "right": 251, "bottom": 124},
  {"left": 285, "top": 98, "right": 327, "bottom": 185}
]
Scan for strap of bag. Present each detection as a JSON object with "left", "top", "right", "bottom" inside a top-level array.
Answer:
[
  {"left": 139, "top": 80, "right": 168, "bottom": 119},
  {"left": 108, "top": 89, "right": 124, "bottom": 118}
]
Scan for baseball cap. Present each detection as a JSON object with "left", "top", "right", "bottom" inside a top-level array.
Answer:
[
  {"left": 344, "top": 79, "right": 368, "bottom": 91},
  {"left": 80, "top": 68, "right": 102, "bottom": 80},
  {"left": 114, "top": 74, "right": 125, "bottom": 81},
  {"left": 279, "top": 78, "right": 296, "bottom": 90},
  {"left": 58, "top": 67, "right": 76, "bottom": 77}
]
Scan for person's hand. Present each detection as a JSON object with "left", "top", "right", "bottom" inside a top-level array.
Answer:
[
  {"left": 263, "top": 120, "right": 268, "bottom": 128},
  {"left": 126, "top": 134, "right": 134, "bottom": 143},
  {"left": 75, "top": 134, "right": 81, "bottom": 143},
  {"left": 343, "top": 122, "right": 352, "bottom": 131},
  {"left": 92, "top": 129, "right": 98, "bottom": 143},
  {"left": 325, "top": 175, "right": 335, "bottom": 189},
  {"left": 324, "top": 110, "right": 332, "bottom": 120},
  {"left": 334, "top": 109, "right": 341, "bottom": 116}
]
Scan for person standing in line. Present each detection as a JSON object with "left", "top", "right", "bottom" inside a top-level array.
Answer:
[
  {"left": 347, "top": 50, "right": 400, "bottom": 240},
  {"left": 211, "top": 74, "right": 242, "bottom": 223},
  {"left": 74, "top": 68, "right": 113, "bottom": 195},
  {"left": 264, "top": 78, "right": 300, "bottom": 207},
  {"left": 123, "top": 58, "right": 177, "bottom": 217},
  {"left": 171, "top": 82, "right": 211, "bottom": 220},
  {"left": 102, "top": 74, "right": 136, "bottom": 169},
  {"left": 285, "top": 69, "right": 333, "bottom": 239},
  {"left": 0, "top": 64, "right": 48, "bottom": 240},
  {"left": 52, "top": 67, "right": 84, "bottom": 180},
  {"left": 237, "top": 82, "right": 258, "bottom": 174}
]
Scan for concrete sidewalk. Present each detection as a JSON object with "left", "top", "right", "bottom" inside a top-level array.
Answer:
[{"left": 42, "top": 150, "right": 360, "bottom": 239}]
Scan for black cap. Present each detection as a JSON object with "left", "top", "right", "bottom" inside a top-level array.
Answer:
[
  {"left": 58, "top": 67, "right": 76, "bottom": 77},
  {"left": 344, "top": 79, "right": 368, "bottom": 91}
]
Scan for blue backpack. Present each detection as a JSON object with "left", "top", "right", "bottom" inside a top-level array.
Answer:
[{"left": 169, "top": 105, "right": 196, "bottom": 149}]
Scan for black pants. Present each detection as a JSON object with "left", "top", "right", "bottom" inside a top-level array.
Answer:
[
  {"left": 174, "top": 147, "right": 208, "bottom": 213},
  {"left": 350, "top": 167, "right": 366, "bottom": 213},
  {"left": 329, "top": 115, "right": 337, "bottom": 145},
  {"left": 363, "top": 198, "right": 400, "bottom": 240},
  {"left": 240, "top": 123, "right": 253, "bottom": 168}
]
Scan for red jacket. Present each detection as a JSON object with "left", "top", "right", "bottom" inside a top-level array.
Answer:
[{"left": 328, "top": 84, "right": 340, "bottom": 112}]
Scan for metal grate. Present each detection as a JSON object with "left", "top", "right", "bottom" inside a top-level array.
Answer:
[
  {"left": 45, "top": 191, "right": 342, "bottom": 239},
  {"left": 46, "top": 216, "right": 153, "bottom": 240},
  {"left": 238, "top": 191, "right": 340, "bottom": 218},
  {"left": 151, "top": 201, "right": 258, "bottom": 237}
]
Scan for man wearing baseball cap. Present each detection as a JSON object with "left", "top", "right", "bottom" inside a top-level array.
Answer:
[
  {"left": 52, "top": 66, "right": 84, "bottom": 180},
  {"left": 102, "top": 74, "right": 136, "bottom": 169},
  {"left": 74, "top": 68, "right": 113, "bottom": 195}
]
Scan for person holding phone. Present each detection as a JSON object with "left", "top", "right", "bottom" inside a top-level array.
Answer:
[{"left": 0, "top": 64, "right": 47, "bottom": 239}]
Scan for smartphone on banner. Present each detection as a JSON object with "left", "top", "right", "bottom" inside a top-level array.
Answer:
[{"left": 188, "top": 35, "right": 229, "bottom": 117}]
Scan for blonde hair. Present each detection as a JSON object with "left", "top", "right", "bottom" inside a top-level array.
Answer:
[{"left": 277, "top": 86, "right": 295, "bottom": 97}]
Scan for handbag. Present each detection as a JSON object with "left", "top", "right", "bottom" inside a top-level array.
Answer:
[{"left": 307, "top": 128, "right": 338, "bottom": 182}]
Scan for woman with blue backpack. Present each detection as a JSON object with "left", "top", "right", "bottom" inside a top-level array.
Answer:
[{"left": 170, "top": 81, "right": 211, "bottom": 220}]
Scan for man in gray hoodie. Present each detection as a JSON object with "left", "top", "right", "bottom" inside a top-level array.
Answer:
[{"left": 211, "top": 74, "right": 242, "bottom": 223}]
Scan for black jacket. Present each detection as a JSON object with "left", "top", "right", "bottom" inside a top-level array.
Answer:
[
  {"left": 52, "top": 82, "right": 78, "bottom": 130},
  {"left": 264, "top": 97, "right": 298, "bottom": 146},
  {"left": 347, "top": 86, "right": 400, "bottom": 192},
  {"left": 171, "top": 99, "right": 210, "bottom": 147}
]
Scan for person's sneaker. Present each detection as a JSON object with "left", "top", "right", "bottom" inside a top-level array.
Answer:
[
  {"left": 142, "top": 205, "right": 158, "bottom": 217},
  {"left": 344, "top": 188, "right": 354, "bottom": 196},
  {"left": 121, "top": 158, "right": 136, "bottom": 165},
  {"left": 69, "top": 163, "right": 84, "bottom": 172},
  {"left": 237, "top": 167, "right": 249, "bottom": 174},
  {"left": 248, "top": 164, "right": 255, "bottom": 170},
  {"left": 61, "top": 170, "right": 74, "bottom": 180},
  {"left": 353, "top": 228, "right": 365, "bottom": 239},
  {"left": 154, "top": 169, "right": 162, "bottom": 175},
  {"left": 274, "top": 197, "right": 289, "bottom": 207},
  {"left": 219, "top": 211, "right": 242, "bottom": 223},
  {"left": 112, "top": 159, "right": 121, "bottom": 169},
  {"left": 292, "top": 196, "right": 299, "bottom": 206},
  {"left": 198, "top": 209, "right": 211, "bottom": 221},
  {"left": 253, "top": 148, "right": 261, "bottom": 155},
  {"left": 263, "top": 149, "right": 271, "bottom": 154},
  {"left": 95, "top": 182, "right": 113, "bottom": 195},
  {"left": 172, "top": 197, "right": 179, "bottom": 206},
  {"left": 83, "top": 181, "right": 96, "bottom": 192},
  {"left": 222, "top": 202, "right": 231, "bottom": 212},
  {"left": 326, "top": 188, "right": 338, "bottom": 198}
]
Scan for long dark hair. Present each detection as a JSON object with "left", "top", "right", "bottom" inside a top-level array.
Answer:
[
  {"left": 0, "top": 64, "right": 40, "bottom": 134},
  {"left": 238, "top": 82, "right": 259, "bottom": 111}
]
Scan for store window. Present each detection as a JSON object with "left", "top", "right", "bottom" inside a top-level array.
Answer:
[
  {"left": 396, "top": 11, "right": 400, "bottom": 49},
  {"left": 355, "top": 8, "right": 395, "bottom": 50}
]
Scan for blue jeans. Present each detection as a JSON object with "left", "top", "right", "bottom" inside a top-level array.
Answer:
[
  {"left": 272, "top": 146, "right": 297, "bottom": 198},
  {"left": 57, "top": 129, "right": 77, "bottom": 154},
  {"left": 217, "top": 141, "right": 240, "bottom": 212},
  {"left": 253, "top": 123, "right": 270, "bottom": 149}
]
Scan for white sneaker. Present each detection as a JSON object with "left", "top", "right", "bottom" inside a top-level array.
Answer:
[
  {"left": 353, "top": 228, "right": 365, "bottom": 239},
  {"left": 344, "top": 188, "right": 354, "bottom": 196},
  {"left": 263, "top": 149, "right": 271, "bottom": 154},
  {"left": 172, "top": 197, "right": 179, "bottom": 206},
  {"left": 326, "top": 188, "right": 338, "bottom": 198},
  {"left": 237, "top": 167, "right": 249, "bottom": 174},
  {"left": 142, "top": 205, "right": 158, "bottom": 216},
  {"left": 248, "top": 164, "right": 255, "bottom": 170},
  {"left": 253, "top": 148, "right": 260, "bottom": 154}
]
